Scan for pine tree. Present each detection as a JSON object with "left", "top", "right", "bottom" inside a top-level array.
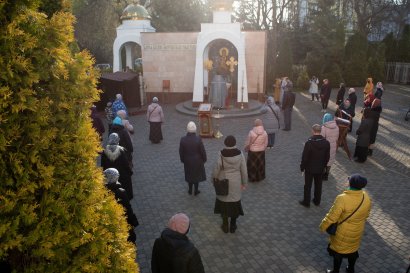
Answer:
[
  {"left": 0, "top": 1, "right": 138, "bottom": 272},
  {"left": 343, "top": 32, "right": 368, "bottom": 86},
  {"left": 275, "top": 37, "right": 293, "bottom": 78},
  {"left": 368, "top": 43, "right": 386, "bottom": 83}
]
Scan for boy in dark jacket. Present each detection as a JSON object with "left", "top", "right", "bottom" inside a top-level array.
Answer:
[
  {"left": 151, "top": 213, "right": 204, "bottom": 273},
  {"left": 300, "top": 124, "right": 330, "bottom": 207}
]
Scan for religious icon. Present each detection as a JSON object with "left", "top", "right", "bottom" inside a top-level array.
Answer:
[{"left": 217, "top": 47, "right": 229, "bottom": 75}]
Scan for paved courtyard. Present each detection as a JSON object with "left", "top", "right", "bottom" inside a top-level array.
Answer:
[{"left": 125, "top": 84, "right": 410, "bottom": 273}]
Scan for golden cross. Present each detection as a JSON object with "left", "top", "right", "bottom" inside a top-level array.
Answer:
[
  {"left": 204, "top": 59, "right": 213, "bottom": 71},
  {"left": 226, "top": 56, "right": 238, "bottom": 73}
]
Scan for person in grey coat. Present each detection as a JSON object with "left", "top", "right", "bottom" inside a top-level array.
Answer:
[
  {"left": 179, "top": 121, "right": 207, "bottom": 195},
  {"left": 260, "top": 96, "right": 281, "bottom": 148},
  {"left": 353, "top": 109, "right": 373, "bottom": 163},
  {"left": 212, "top": 135, "right": 248, "bottom": 233}
]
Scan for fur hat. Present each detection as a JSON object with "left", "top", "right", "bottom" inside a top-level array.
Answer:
[
  {"left": 104, "top": 168, "right": 119, "bottom": 184},
  {"left": 168, "top": 213, "right": 190, "bottom": 235},
  {"left": 187, "top": 121, "right": 197, "bottom": 133},
  {"left": 349, "top": 174, "right": 368, "bottom": 189},
  {"left": 224, "top": 135, "right": 236, "bottom": 147}
]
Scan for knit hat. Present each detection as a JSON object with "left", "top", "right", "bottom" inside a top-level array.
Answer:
[
  {"left": 187, "top": 121, "right": 197, "bottom": 133},
  {"left": 349, "top": 174, "right": 367, "bottom": 189},
  {"left": 168, "top": 213, "right": 190, "bottom": 235},
  {"left": 116, "top": 94, "right": 122, "bottom": 100},
  {"left": 108, "top": 133, "right": 120, "bottom": 145},
  {"left": 152, "top": 97, "right": 159, "bottom": 103},
  {"left": 224, "top": 135, "right": 236, "bottom": 147},
  {"left": 322, "top": 113, "right": 333, "bottom": 124},
  {"left": 104, "top": 168, "right": 120, "bottom": 184},
  {"left": 113, "top": 116, "right": 122, "bottom": 126}
]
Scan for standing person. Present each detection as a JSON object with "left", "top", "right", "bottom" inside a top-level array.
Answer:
[
  {"left": 367, "top": 98, "right": 382, "bottom": 156},
  {"left": 179, "top": 121, "right": 207, "bottom": 196},
  {"left": 105, "top": 102, "right": 114, "bottom": 133},
  {"left": 363, "top": 93, "right": 375, "bottom": 108},
  {"left": 212, "top": 135, "right": 247, "bottom": 233},
  {"left": 299, "top": 124, "right": 330, "bottom": 207},
  {"left": 363, "top": 77, "right": 374, "bottom": 99},
  {"left": 335, "top": 83, "right": 346, "bottom": 106},
  {"left": 321, "top": 114, "right": 339, "bottom": 181},
  {"left": 274, "top": 78, "right": 282, "bottom": 104},
  {"left": 309, "top": 76, "right": 320, "bottom": 101},
  {"left": 319, "top": 174, "right": 371, "bottom": 273},
  {"left": 244, "top": 119, "right": 268, "bottom": 182},
  {"left": 260, "top": 96, "right": 281, "bottom": 148},
  {"left": 374, "top": 82, "right": 384, "bottom": 99},
  {"left": 147, "top": 97, "right": 165, "bottom": 144},
  {"left": 103, "top": 168, "right": 138, "bottom": 243},
  {"left": 320, "top": 79, "right": 332, "bottom": 112},
  {"left": 111, "top": 93, "right": 128, "bottom": 118},
  {"left": 117, "top": 109, "right": 134, "bottom": 135},
  {"left": 90, "top": 105, "right": 105, "bottom": 140},
  {"left": 336, "top": 99, "right": 355, "bottom": 132},
  {"left": 101, "top": 133, "right": 133, "bottom": 199},
  {"left": 347, "top": 88, "right": 357, "bottom": 132},
  {"left": 281, "top": 80, "right": 296, "bottom": 131},
  {"left": 151, "top": 213, "right": 205, "bottom": 273},
  {"left": 353, "top": 109, "right": 373, "bottom": 163},
  {"left": 110, "top": 116, "right": 133, "bottom": 164}
]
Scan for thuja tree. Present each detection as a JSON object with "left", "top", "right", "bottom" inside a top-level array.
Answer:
[{"left": 0, "top": 1, "right": 138, "bottom": 272}]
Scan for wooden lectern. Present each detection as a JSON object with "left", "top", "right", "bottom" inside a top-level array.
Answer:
[{"left": 198, "top": 103, "right": 213, "bottom": 138}]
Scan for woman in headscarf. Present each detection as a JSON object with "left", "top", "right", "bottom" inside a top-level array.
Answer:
[
  {"left": 110, "top": 116, "right": 133, "bottom": 163},
  {"left": 321, "top": 113, "right": 339, "bottom": 180},
  {"left": 367, "top": 97, "right": 382, "bottom": 156},
  {"left": 363, "top": 78, "right": 374, "bottom": 99},
  {"left": 147, "top": 97, "right": 165, "bottom": 144},
  {"left": 363, "top": 93, "right": 375, "bottom": 108},
  {"left": 179, "top": 121, "right": 207, "bottom": 196},
  {"left": 335, "top": 83, "right": 346, "bottom": 106},
  {"left": 336, "top": 99, "right": 355, "bottom": 132},
  {"left": 374, "top": 82, "right": 384, "bottom": 99},
  {"left": 353, "top": 109, "right": 373, "bottom": 163},
  {"left": 103, "top": 168, "right": 138, "bottom": 243},
  {"left": 111, "top": 93, "right": 128, "bottom": 118},
  {"left": 212, "top": 135, "right": 247, "bottom": 233},
  {"left": 260, "top": 96, "right": 281, "bottom": 148},
  {"left": 101, "top": 133, "right": 133, "bottom": 199},
  {"left": 117, "top": 109, "right": 134, "bottom": 136},
  {"left": 244, "top": 119, "right": 268, "bottom": 182}
]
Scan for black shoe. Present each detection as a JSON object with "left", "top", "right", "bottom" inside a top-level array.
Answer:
[
  {"left": 282, "top": 129, "right": 290, "bottom": 131},
  {"left": 230, "top": 224, "right": 237, "bottom": 233},
  {"left": 312, "top": 200, "right": 320, "bottom": 206},
  {"left": 188, "top": 190, "right": 192, "bottom": 195},
  {"left": 368, "top": 149, "right": 373, "bottom": 156},
  {"left": 326, "top": 270, "right": 339, "bottom": 273},
  {"left": 221, "top": 224, "right": 229, "bottom": 233},
  {"left": 299, "top": 201, "right": 310, "bottom": 208},
  {"left": 194, "top": 190, "right": 200, "bottom": 196}
]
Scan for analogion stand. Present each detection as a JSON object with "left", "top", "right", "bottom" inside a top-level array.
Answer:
[{"left": 198, "top": 103, "right": 213, "bottom": 138}]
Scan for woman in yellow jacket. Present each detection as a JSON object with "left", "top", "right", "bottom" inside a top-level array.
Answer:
[{"left": 320, "top": 174, "right": 372, "bottom": 273}]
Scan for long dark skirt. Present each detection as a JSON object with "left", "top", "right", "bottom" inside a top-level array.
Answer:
[
  {"left": 354, "top": 146, "right": 368, "bottom": 162},
  {"left": 149, "top": 122, "right": 163, "bottom": 143},
  {"left": 214, "top": 199, "right": 244, "bottom": 218},
  {"left": 247, "top": 150, "right": 266, "bottom": 182},
  {"left": 369, "top": 119, "right": 380, "bottom": 144}
]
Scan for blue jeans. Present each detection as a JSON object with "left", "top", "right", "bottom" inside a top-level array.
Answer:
[{"left": 268, "top": 133, "right": 276, "bottom": 147}]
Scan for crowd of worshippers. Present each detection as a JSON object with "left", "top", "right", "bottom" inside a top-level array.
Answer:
[{"left": 90, "top": 78, "right": 384, "bottom": 272}]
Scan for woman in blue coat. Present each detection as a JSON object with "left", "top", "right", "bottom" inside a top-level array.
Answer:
[{"left": 179, "top": 121, "right": 207, "bottom": 195}]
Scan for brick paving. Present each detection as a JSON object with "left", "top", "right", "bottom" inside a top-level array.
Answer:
[{"left": 124, "top": 84, "right": 410, "bottom": 273}]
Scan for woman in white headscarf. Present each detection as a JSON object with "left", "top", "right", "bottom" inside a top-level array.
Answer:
[{"left": 147, "top": 97, "right": 165, "bottom": 144}]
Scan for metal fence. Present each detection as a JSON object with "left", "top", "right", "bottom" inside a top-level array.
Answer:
[{"left": 386, "top": 62, "right": 410, "bottom": 84}]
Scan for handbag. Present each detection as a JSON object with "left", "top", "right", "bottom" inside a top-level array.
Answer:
[
  {"left": 326, "top": 194, "right": 365, "bottom": 235},
  {"left": 213, "top": 155, "right": 229, "bottom": 196}
]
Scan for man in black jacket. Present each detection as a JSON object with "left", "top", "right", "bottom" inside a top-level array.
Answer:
[
  {"left": 300, "top": 124, "right": 330, "bottom": 207},
  {"left": 151, "top": 213, "right": 205, "bottom": 273},
  {"left": 281, "top": 79, "right": 296, "bottom": 131}
]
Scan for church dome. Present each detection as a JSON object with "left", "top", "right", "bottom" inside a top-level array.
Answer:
[{"left": 121, "top": 2, "right": 151, "bottom": 21}]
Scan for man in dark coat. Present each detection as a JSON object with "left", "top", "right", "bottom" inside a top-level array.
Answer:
[
  {"left": 179, "top": 121, "right": 207, "bottom": 195},
  {"left": 103, "top": 168, "right": 138, "bottom": 243},
  {"left": 320, "top": 79, "right": 332, "bottom": 112},
  {"left": 300, "top": 124, "right": 330, "bottom": 207},
  {"left": 151, "top": 213, "right": 205, "bottom": 273},
  {"left": 281, "top": 80, "right": 296, "bottom": 131},
  {"left": 110, "top": 116, "right": 133, "bottom": 163}
]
